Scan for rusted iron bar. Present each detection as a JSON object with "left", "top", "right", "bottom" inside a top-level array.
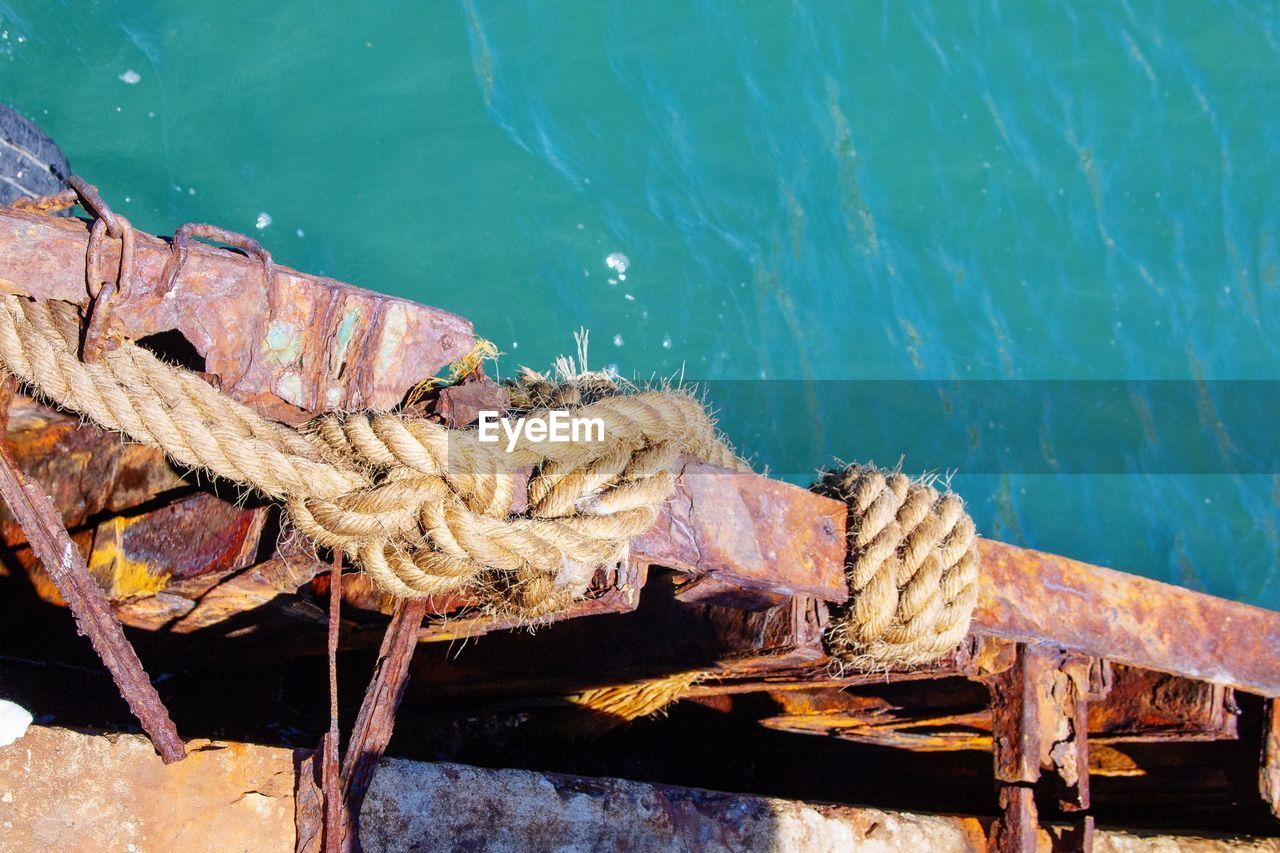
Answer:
[
  {"left": 631, "top": 460, "right": 848, "bottom": 607},
  {"left": 986, "top": 645, "right": 1060, "bottom": 785},
  {"left": 974, "top": 539, "right": 1280, "bottom": 698},
  {"left": 0, "top": 205, "right": 474, "bottom": 423},
  {"left": 340, "top": 598, "right": 429, "bottom": 850},
  {"left": 984, "top": 645, "right": 1097, "bottom": 852},
  {"left": 323, "top": 550, "right": 343, "bottom": 853},
  {"left": 990, "top": 785, "right": 1038, "bottom": 853},
  {"left": 1264, "top": 700, "right": 1280, "bottom": 819},
  {"left": 987, "top": 646, "right": 1096, "bottom": 804},
  {"left": 0, "top": 379, "right": 184, "bottom": 762}
]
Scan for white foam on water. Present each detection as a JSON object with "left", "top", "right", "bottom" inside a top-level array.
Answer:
[
  {"left": 119, "top": 69, "right": 141, "bottom": 84},
  {"left": 605, "top": 252, "right": 629, "bottom": 275},
  {"left": 612, "top": 334, "right": 624, "bottom": 347},
  {"left": 255, "top": 212, "right": 272, "bottom": 229},
  {"left": 0, "top": 699, "right": 32, "bottom": 747}
]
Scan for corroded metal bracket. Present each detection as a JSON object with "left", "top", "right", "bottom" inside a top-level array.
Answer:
[{"left": 984, "top": 645, "right": 1101, "bottom": 851}]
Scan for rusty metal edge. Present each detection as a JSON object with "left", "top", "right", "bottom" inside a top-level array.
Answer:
[
  {"left": 0, "top": 205, "right": 474, "bottom": 422},
  {"left": 973, "top": 539, "right": 1280, "bottom": 698}
]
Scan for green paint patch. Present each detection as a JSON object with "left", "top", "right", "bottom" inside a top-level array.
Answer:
[
  {"left": 331, "top": 307, "right": 362, "bottom": 376},
  {"left": 264, "top": 320, "right": 303, "bottom": 366}
]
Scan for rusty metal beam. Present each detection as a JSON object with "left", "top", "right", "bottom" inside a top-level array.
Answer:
[
  {"left": 0, "top": 206, "right": 474, "bottom": 423},
  {"left": 984, "top": 645, "right": 1094, "bottom": 851},
  {"left": 754, "top": 663, "right": 1238, "bottom": 754},
  {"left": 339, "top": 598, "right": 430, "bottom": 849},
  {"left": 7, "top": 406, "right": 1280, "bottom": 700},
  {"left": 974, "top": 540, "right": 1280, "bottom": 698},
  {"left": 0, "top": 226, "right": 1276, "bottom": 697},
  {"left": 990, "top": 785, "right": 1038, "bottom": 853},
  {"left": 631, "top": 460, "right": 848, "bottom": 606},
  {"left": 1087, "top": 665, "right": 1237, "bottom": 743}
]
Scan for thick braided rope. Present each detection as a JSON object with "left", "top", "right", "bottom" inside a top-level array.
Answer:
[
  {"left": 813, "top": 464, "right": 980, "bottom": 669},
  {"left": 291, "top": 393, "right": 744, "bottom": 613},
  {"left": 0, "top": 294, "right": 743, "bottom": 615},
  {"left": 0, "top": 296, "right": 365, "bottom": 499}
]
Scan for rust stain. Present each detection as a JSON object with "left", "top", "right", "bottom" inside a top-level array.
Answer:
[{"left": 87, "top": 518, "right": 172, "bottom": 600}]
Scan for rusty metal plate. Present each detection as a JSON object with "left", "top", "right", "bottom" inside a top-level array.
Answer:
[
  {"left": 0, "top": 208, "right": 474, "bottom": 423},
  {"left": 88, "top": 493, "right": 266, "bottom": 588},
  {"left": 0, "top": 398, "right": 182, "bottom": 538}
]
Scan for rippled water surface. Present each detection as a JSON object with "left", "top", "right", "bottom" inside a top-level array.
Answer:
[{"left": 1, "top": 2, "right": 1277, "bottom": 606}]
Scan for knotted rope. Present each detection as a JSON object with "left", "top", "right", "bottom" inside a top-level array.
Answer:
[
  {"left": 0, "top": 287, "right": 982, "bottom": 662},
  {"left": 813, "top": 464, "right": 980, "bottom": 668},
  {"left": 0, "top": 294, "right": 742, "bottom": 615}
]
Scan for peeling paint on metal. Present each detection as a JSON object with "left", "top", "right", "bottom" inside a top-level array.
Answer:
[
  {"left": 332, "top": 307, "right": 361, "bottom": 374},
  {"left": 376, "top": 302, "right": 408, "bottom": 379},
  {"left": 277, "top": 372, "right": 305, "bottom": 408},
  {"left": 0, "top": 208, "right": 476, "bottom": 421},
  {"left": 264, "top": 320, "right": 304, "bottom": 367}
]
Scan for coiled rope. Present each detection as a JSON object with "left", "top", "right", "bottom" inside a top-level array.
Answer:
[{"left": 812, "top": 465, "right": 980, "bottom": 668}]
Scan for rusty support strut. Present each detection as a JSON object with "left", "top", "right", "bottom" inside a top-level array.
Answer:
[
  {"left": 984, "top": 644, "right": 1102, "bottom": 852},
  {"left": 339, "top": 597, "right": 429, "bottom": 850},
  {"left": 0, "top": 377, "right": 184, "bottom": 762}
]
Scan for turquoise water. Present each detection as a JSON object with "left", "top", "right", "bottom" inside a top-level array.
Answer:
[{"left": 1, "top": 2, "right": 1277, "bottom": 606}]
